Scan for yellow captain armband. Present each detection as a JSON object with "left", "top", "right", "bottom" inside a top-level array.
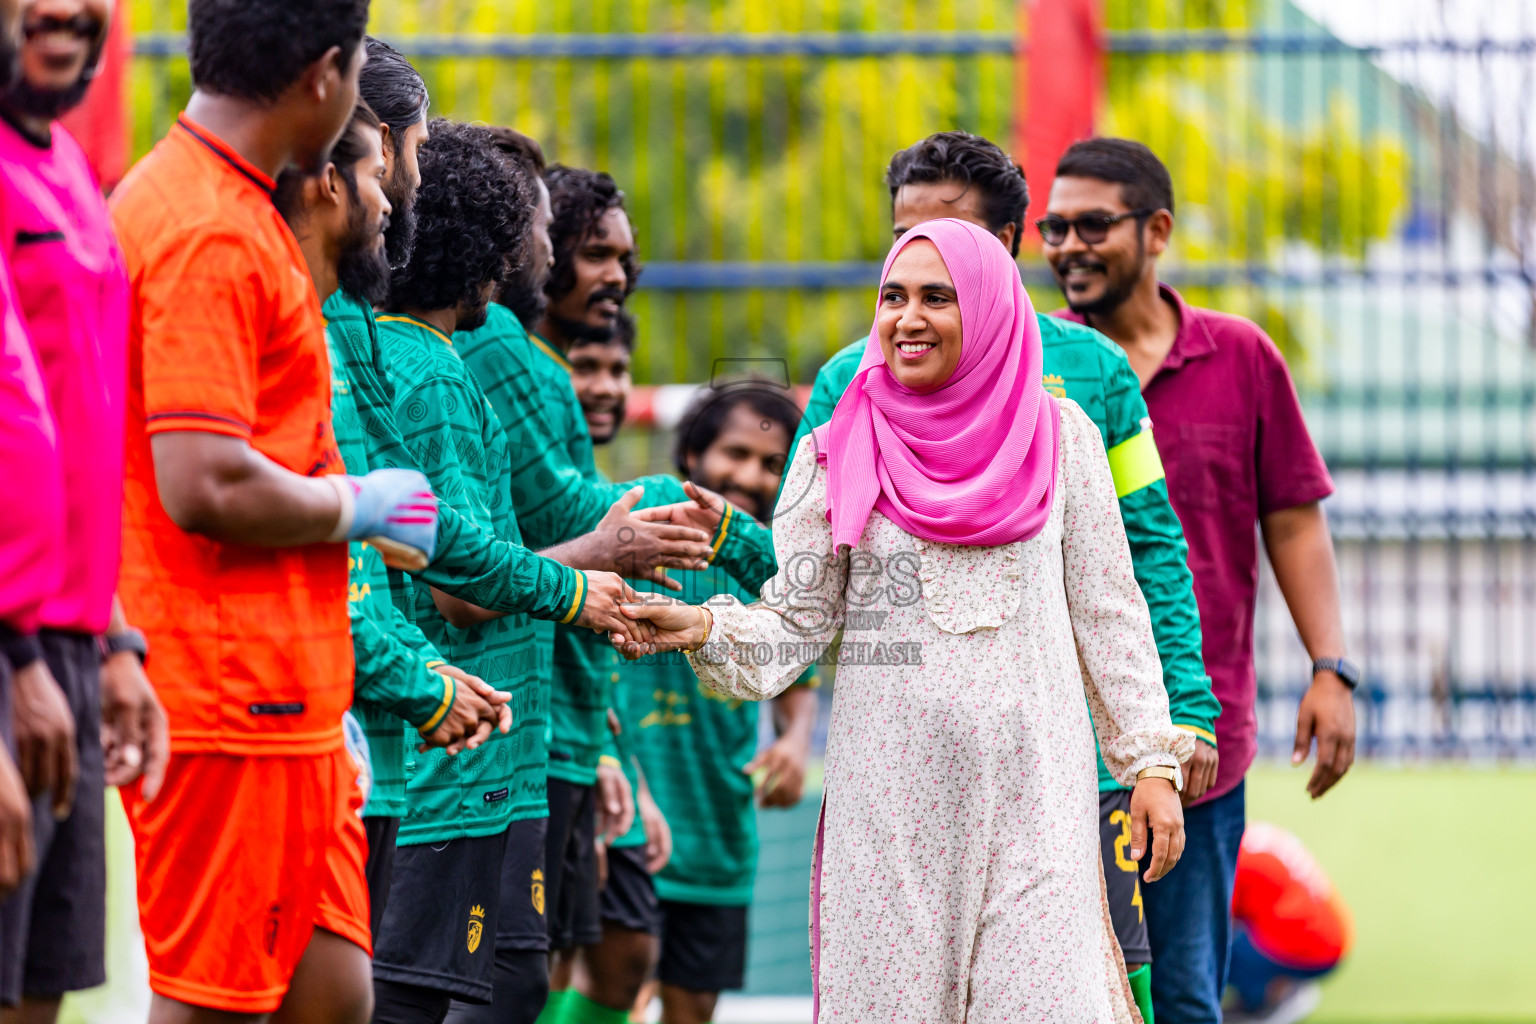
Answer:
[{"left": 1107, "top": 419, "right": 1166, "bottom": 499}]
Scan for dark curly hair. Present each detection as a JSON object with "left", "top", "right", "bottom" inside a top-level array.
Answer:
[
  {"left": 885, "top": 131, "right": 1030, "bottom": 257},
  {"left": 485, "top": 126, "right": 546, "bottom": 179},
  {"left": 672, "top": 377, "right": 802, "bottom": 479},
  {"left": 386, "top": 119, "right": 534, "bottom": 319},
  {"left": 543, "top": 164, "right": 641, "bottom": 305},
  {"left": 189, "top": 0, "right": 369, "bottom": 103}
]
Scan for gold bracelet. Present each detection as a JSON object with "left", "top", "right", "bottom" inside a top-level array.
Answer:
[{"left": 683, "top": 605, "right": 713, "bottom": 654}]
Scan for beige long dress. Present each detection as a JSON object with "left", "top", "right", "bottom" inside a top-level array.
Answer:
[{"left": 684, "top": 399, "right": 1194, "bottom": 1023}]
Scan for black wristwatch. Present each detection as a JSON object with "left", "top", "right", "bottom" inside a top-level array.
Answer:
[
  {"left": 1311, "top": 656, "right": 1360, "bottom": 691},
  {"left": 99, "top": 628, "right": 149, "bottom": 666}
]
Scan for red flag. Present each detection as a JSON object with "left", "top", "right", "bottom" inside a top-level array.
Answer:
[
  {"left": 1013, "top": 0, "right": 1104, "bottom": 250},
  {"left": 58, "top": 1, "right": 129, "bottom": 192}
]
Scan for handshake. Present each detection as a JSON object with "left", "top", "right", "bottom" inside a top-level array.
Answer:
[{"left": 332, "top": 471, "right": 702, "bottom": 649}]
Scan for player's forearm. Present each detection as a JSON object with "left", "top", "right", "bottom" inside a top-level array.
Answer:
[
  {"left": 416, "top": 504, "right": 584, "bottom": 622},
  {"left": 151, "top": 431, "right": 341, "bottom": 546},
  {"left": 772, "top": 684, "right": 819, "bottom": 743},
  {"left": 710, "top": 508, "right": 778, "bottom": 595},
  {"left": 349, "top": 603, "right": 453, "bottom": 730},
  {"left": 431, "top": 587, "right": 507, "bottom": 628},
  {"left": 1261, "top": 502, "right": 1346, "bottom": 660},
  {"left": 1119, "top": 483, "right": 1220, "bottom": 736},
  {"left": 538, "top": 532, "right": 615, "bottom": 574}
]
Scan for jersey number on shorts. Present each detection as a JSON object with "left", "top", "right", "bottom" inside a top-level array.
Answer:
[{"left": 1109, "top": 809, "right": 1146, "bottom": 924}]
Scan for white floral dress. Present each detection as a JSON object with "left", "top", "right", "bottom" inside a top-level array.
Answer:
[{"left": 686, "top": 399, "right": 1193, "bottom": 1024}]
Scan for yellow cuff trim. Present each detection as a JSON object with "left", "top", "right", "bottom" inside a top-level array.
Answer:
[
  {"left": 418, "top": 672, "right": 455, "bottom": 733},
  {"left": 424, "top": 659, "right": 446, "bottom": 669},
  {"left": 560, "top": 569, "right": 587, "bottom": 625},
  {"left": 710, "top": 502, "right": 734, "bottom": 559},
  {"left": 1175, "top": 723, "right": 1217, "bottom": 746},
  {"left": 598, "top": 755, "right": 624, "bottom": 769},
  {"left": 1107, "top": 424, "right": 1166, "bottom": 499}
]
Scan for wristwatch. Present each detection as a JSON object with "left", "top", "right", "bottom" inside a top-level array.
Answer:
[
  {"left": 99, "top": 627, "right": 149, "bottom": 666},
  {"left": 1311, "top": 656, "right": 1361, "bottom": 691},
  {"left": 1136, "top": 764, "right": 1183, "bottom": 792}
]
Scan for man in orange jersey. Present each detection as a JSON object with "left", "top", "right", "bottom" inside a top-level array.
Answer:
[{"left": 107, "top": 2, "right": 432, "bottom": 1022}]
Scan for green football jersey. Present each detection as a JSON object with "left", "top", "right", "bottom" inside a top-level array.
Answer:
[
  {"left": 325, "top": 317, "right": 455, "bottom": 818},
  {"left": 376, "top": 313, "right": 549, "bottom": 843},
  {"left": 321, "top": 291, "right": 587, "bottom": 625},
  {"left": 628, "top": 565, "right": 818, "bottom": 906},
  {"left": 789, "top": 316, "right": 1219, "bottom": 791},
  {"left": 456, "top": 304, "right": 696, "bottom": 787}
]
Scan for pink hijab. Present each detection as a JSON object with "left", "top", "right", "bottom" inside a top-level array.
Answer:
[{"left": 811, "top": 218, "right": 1060, "bottom": 549}]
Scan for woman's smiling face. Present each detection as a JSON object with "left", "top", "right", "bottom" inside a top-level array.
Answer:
[{"left": 876, "top": 238, "right": 963, "bottom": 393}]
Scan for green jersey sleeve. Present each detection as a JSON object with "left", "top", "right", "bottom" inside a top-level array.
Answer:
[
  {"left": 347, "top": 574, "right": 454, "bottom": 732},
  {"left": 706, "top": 502, "right": 779, "bottom": 597},
  {"left": 1096, "top": 341, "right": 1220, "bottom": 746},
  {"left": 323, "top": 297, "right": 585, "bottom": 624}
]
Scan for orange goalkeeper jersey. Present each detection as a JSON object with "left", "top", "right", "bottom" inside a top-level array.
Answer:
[{"left": 110, "top": 116, "right": 350, "bottom": 755}]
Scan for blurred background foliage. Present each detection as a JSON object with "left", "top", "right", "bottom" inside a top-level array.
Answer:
[{"left": 124, "top": 0, "right": 1411, "bottom": 381}]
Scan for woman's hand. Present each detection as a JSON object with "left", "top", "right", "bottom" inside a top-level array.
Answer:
[
  {"left": 608, "top": 597, "right": 710, "bottom": 660},
  {"left": 1129, "top": 775, "right": 1186, "bottom": 883}
]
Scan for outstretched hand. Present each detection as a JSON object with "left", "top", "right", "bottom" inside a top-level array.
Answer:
[
  {"left": 597, "top": 486, "right": 713, "bottom": 590},
  {"left": 632, "top": 481, "right": 730, "bottom": 539},
  {"left": 607, "top": 596, "right": 710, "bottom": 660},
  {"left": 575, "top": 572, "right": 659, "bottom": 646}
]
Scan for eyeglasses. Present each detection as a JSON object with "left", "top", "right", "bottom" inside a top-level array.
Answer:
[{"left": 1035, "top": 209, "right": 1156, "bottom": 246}]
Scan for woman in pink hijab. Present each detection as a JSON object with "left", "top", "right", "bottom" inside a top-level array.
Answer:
[{"left": 618, "top": 219, "right": 1191, "bottom": 1022}]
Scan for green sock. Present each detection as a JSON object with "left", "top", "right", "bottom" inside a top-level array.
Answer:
[
  {"left": 534, "top": 988, "right": 571, "bottom": 1024},
  {"left": 1127, "top": 964, "right": 1154, "bottom": 1024},
  {"left": 556, "top": 990, "right": 631, "bottom": 1024}
]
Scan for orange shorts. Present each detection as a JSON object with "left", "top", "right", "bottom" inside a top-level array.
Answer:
[{"left": 120, "top": 748, "right": 370, "bottom": 1013}]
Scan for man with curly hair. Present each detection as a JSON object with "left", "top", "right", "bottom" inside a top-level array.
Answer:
[
  {"left": 536, "top": 165, "right": 639, "bottom": 353},
  {"left": 447, "top": 140, "right": 722, "bottom": 1024},
  {"left": 320, "top": 44, "right": 696, "bottom": 742},
  {"left": 273, "top": 102, "right": 519, "bottom": 947},
  {"left": 362, "top": 119, "right": 572, "bottom": 1024}
]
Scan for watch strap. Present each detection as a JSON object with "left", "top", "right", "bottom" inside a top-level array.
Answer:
[
  {"left": 0, "top": 625, "right": 41, "bottom": 672},
  {"left": 1312, "top": 656, "right": 1360, "bottom": 690},
  {"left": 99, "top": 628, "right": 149, "bottom": 666}
]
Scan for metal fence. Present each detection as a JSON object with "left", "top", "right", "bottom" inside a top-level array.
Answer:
[{"left": 126, "top": 0, "right": 1536, "bottom": 760}]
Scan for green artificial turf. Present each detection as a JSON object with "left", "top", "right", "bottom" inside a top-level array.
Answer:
[
  {"left": 1245, "top": 764, "right": 1536, "bottom": 1022},
  {"left": 57, "top": 764, "right": 1536, "bottom": 1024}
]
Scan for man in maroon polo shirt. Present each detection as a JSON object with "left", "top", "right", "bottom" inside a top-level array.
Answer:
[{"left": 1043, "top": 137, "right": 1358, "bottom": 1024}]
